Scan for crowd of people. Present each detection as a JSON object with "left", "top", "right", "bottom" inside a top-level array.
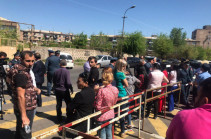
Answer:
[{"left": 1, "top": 49, "right": 211, "bottom": 139}]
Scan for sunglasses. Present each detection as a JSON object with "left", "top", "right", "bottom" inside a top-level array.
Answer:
[{"left": 25, "top": 60, "right": 35, "bottom": 63}]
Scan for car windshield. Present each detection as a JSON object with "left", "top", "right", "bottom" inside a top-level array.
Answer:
[
  {"left": 96, "top": 55, "right": 103, "bottom": 60},
  {"left": 60, "top": 55, "right": 72, "bottom": 60}
]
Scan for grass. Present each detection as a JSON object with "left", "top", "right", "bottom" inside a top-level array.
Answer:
[
  {"left": 74, "top": 59, "right": 86, "bottom": 66},
  {"left": 74, "top": 59, "right": 86, "bottom": 63}
]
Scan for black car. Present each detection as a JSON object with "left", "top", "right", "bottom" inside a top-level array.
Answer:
[{"left": 127, "top": 57, "right": 140, "bottom": 68}]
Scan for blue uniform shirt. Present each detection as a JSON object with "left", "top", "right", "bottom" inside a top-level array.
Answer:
[
  {"left": 197, "top": 71, "right": 211, "bottom": 85},
  {"left": 45, "top": 55, "right": 60, "bottom": 73}
]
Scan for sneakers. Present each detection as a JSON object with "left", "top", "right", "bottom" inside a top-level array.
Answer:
[{"left": 126, "top": 125, "right": 133, "bottom": 132}]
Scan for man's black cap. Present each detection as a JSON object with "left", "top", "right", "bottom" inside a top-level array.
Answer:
[
  {"left": 55, "top": 50, "right": 60, "bottom": 54},
  {"left": 14, "top": 52, "right": 20, "bottom": 57},
  {"left": 202, "top": 63, "right": 210, "bottom": 71},
  {"left": 48, "top": 50, "right": 54, "bottom": 53}
]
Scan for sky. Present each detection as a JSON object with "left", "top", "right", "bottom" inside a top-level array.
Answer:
[{"left": 1, "top": 0, "right": 211, "bottom": 38}]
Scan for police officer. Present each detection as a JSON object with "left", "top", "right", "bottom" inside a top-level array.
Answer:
[
  {"left": 9, "top": 51, "right": 21, "bottom": 69},
  {"left": 177, "top": 61, "right": 193, "bottom": 107},
  {"left": 55, "top": 50, "right": 60, "bottom": 57},
  {"left": 45, "top": 50, "right": 60, "bottom": 96}
]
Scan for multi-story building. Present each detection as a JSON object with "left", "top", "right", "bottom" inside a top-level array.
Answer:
[
  {"left": 0, "top": 17, "right": 21, "bottom": 41},
  {"left": 21, "top": 29, "right": 74, "bottom": 45},
  {"left": 192, "top": 25, "right": 211, "bottom": 48}
]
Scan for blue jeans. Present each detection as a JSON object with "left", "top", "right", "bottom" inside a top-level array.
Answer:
[
  {"left": 97, "top": 120, "right": 112, "bottom": 139},
  {"left": 47, "top": 72, "right": 53, "bottom": 95},
  {"left": 118, "top": 100, "right": 126, "bottom": 134},
  {"left": 47, "top": 82, "right": 52, "bottom": 95},
  {"left": 168, "top": 86, "right": 178, "bottom": 111},
  {"left": 126, "top": 101, "right": 131, "bottom": 126}
]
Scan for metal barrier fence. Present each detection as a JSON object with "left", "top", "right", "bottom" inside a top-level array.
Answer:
[{"left": 33, "top": 82, "right": 181, "bottom": 139}]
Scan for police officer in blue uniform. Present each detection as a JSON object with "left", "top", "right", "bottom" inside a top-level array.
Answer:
[
  {"left": 9, "top": 51, "right": 21, "bottom": 69},
  {"left": 45, "top": 50, "right": 60, "bottom": 96},
  {"left": 177, "top": 61, "right": 193, "bottom": 107}
]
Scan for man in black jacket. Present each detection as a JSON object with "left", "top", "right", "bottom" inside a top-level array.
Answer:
[
  {"left": 33, "top": 53, "right": 46, "bottom": 107},
  {"left": 88, "top": 56, "right": 99, "bottom": 88}
]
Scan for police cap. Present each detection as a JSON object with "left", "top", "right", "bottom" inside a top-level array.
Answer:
[
  {"left": 55, "top": 50, "right": 60, "bottom": 54},
  {"left": 48, "top": 50, "right": 54, "bottom": 53}
]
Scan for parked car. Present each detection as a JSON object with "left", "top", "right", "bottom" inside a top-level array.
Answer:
[
  {"left": 127, "top": 57, "right": 140, "bottom": 68},
  {"left": 96, "top": 55, "right": 112, "bottom": 68},
  {"left": 60, "top": 52, "right": 74, "bottom": 69}
]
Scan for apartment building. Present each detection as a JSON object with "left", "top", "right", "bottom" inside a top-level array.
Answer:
[
  {"left": 0, "top": 17, "right": 21, "bottom": 40},
  {"left": 192, "top": 25, "right": 211, "bottom": 48},
  {"left": 21, "top": 29, "right": 73, "bottom": 45}
]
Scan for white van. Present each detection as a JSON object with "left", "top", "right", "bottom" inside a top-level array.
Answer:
[{"left": 60, "top": 52, "right": 74, "bottom": 69}]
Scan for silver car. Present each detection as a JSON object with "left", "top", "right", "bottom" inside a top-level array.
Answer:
[{"left": 96, "top": 55, "right": 112, "bottom": 68}]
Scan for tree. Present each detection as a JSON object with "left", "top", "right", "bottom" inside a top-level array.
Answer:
[
  {"left": 196, "top": 47, "right": 207, "bottom": 60},
  {"left": 152, "top": 33, "right": 173, "bottom": 59},
  {"left": 90, "top": 32, "right": 112, "bottom": 52},
  {"left": 72, "top": 32, "right": 88, "bottom": 49},
  {"left": 170, "top": 27, "right": 186, "bottom": 47},
  {"left": 123, "top": 31, "right": 146, "bottom": 57},
  {"left": 177, "top": 45, "right": 199, "bottom": 60}
]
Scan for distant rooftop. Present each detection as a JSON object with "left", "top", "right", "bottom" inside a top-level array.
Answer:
[
  {"left": 21, "top": 29, "right": 72, "bottom": 35},
  {"left": 0, "top": 17, "right": 10, "bottom": 21}
]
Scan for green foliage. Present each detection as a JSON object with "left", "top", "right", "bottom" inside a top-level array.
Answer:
[
  {"left": 152, "top": 33, "right": 173, "bottom": 59},
  {"left": 123, "top": 31, "right": 146, "bottom": 57},
  {"left": 0, "top": 25, "right": 18, "bottom": 39},
  {"left": 170, "top": 27, "right": 186, "bottom": 47},
  {"left": 74, "top": 59, "right": 86, "bottom": 63},
  {"left": 206, "top": 48, "right": 211, "bottom": 61},
  {"left": 90, "top": 32, "right": 112, "bottom": 52},
  {"left": 196, "top": 47, "right": 207, "bottom": 60},
  {"left": 60, "top": 42, "right": 72, "bottom": 48},
  {"left": 72, "top": 32, "right": 88, "bottom": 49},
  {"left": 176, "top": 45, "right": 199, "bottom": 60},
  {"left": 17, "top": 44, "right": 24, "bottom": 51}
]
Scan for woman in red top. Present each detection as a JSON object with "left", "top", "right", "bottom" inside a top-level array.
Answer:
[{"left": 158, "top": 63, "right": 168, "bottom": 113}]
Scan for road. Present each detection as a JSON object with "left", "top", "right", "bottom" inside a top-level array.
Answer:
[{"left": 0, "top": 66, "right": 180, "bottom": 139}]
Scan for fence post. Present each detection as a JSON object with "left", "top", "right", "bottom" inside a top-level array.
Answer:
[
  {"left": 62, "top": 127, "right": 66, "bottom": 139},
  {"left": 142, "top": 90, "right": 147, "bottom": 130},
  {"left": 87, "top": 118, "right": 90, "bottom": 134},
  {"left": 164, "top": 86, "right": 167, "bottom": 118},
  {"left": 177, "top": 84, "right": 182, "bottom": 109},
  {"left": 138, "top": 95, "right": 142, "bottom": 138},
  {"left": 118, "top": 105, "right": 120, "bottom": 117}
]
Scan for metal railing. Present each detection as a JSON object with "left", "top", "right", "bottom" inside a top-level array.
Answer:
[{"left": 33, "top": 82, "right": 181, "bottom": 139}]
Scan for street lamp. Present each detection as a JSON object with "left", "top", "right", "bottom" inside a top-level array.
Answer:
[{"left": 121, "top": 5, "right": 136, "bottom": 57}]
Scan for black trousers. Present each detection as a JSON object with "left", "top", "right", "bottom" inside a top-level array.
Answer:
[
  {"left": 36, "top": 84, "right": 42, "bottom": 107},
  {"left": 146, "top": 91, "right": 160, "bottom": 117},
  {"left": 14, "top": 109, "right": 36, "bottom": 139},
  {"left": 55, "top": 90, "right": 71, "bottom": 121},
  {"left": 181, "top": 84, "right": 190, "bottom": 105}
]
